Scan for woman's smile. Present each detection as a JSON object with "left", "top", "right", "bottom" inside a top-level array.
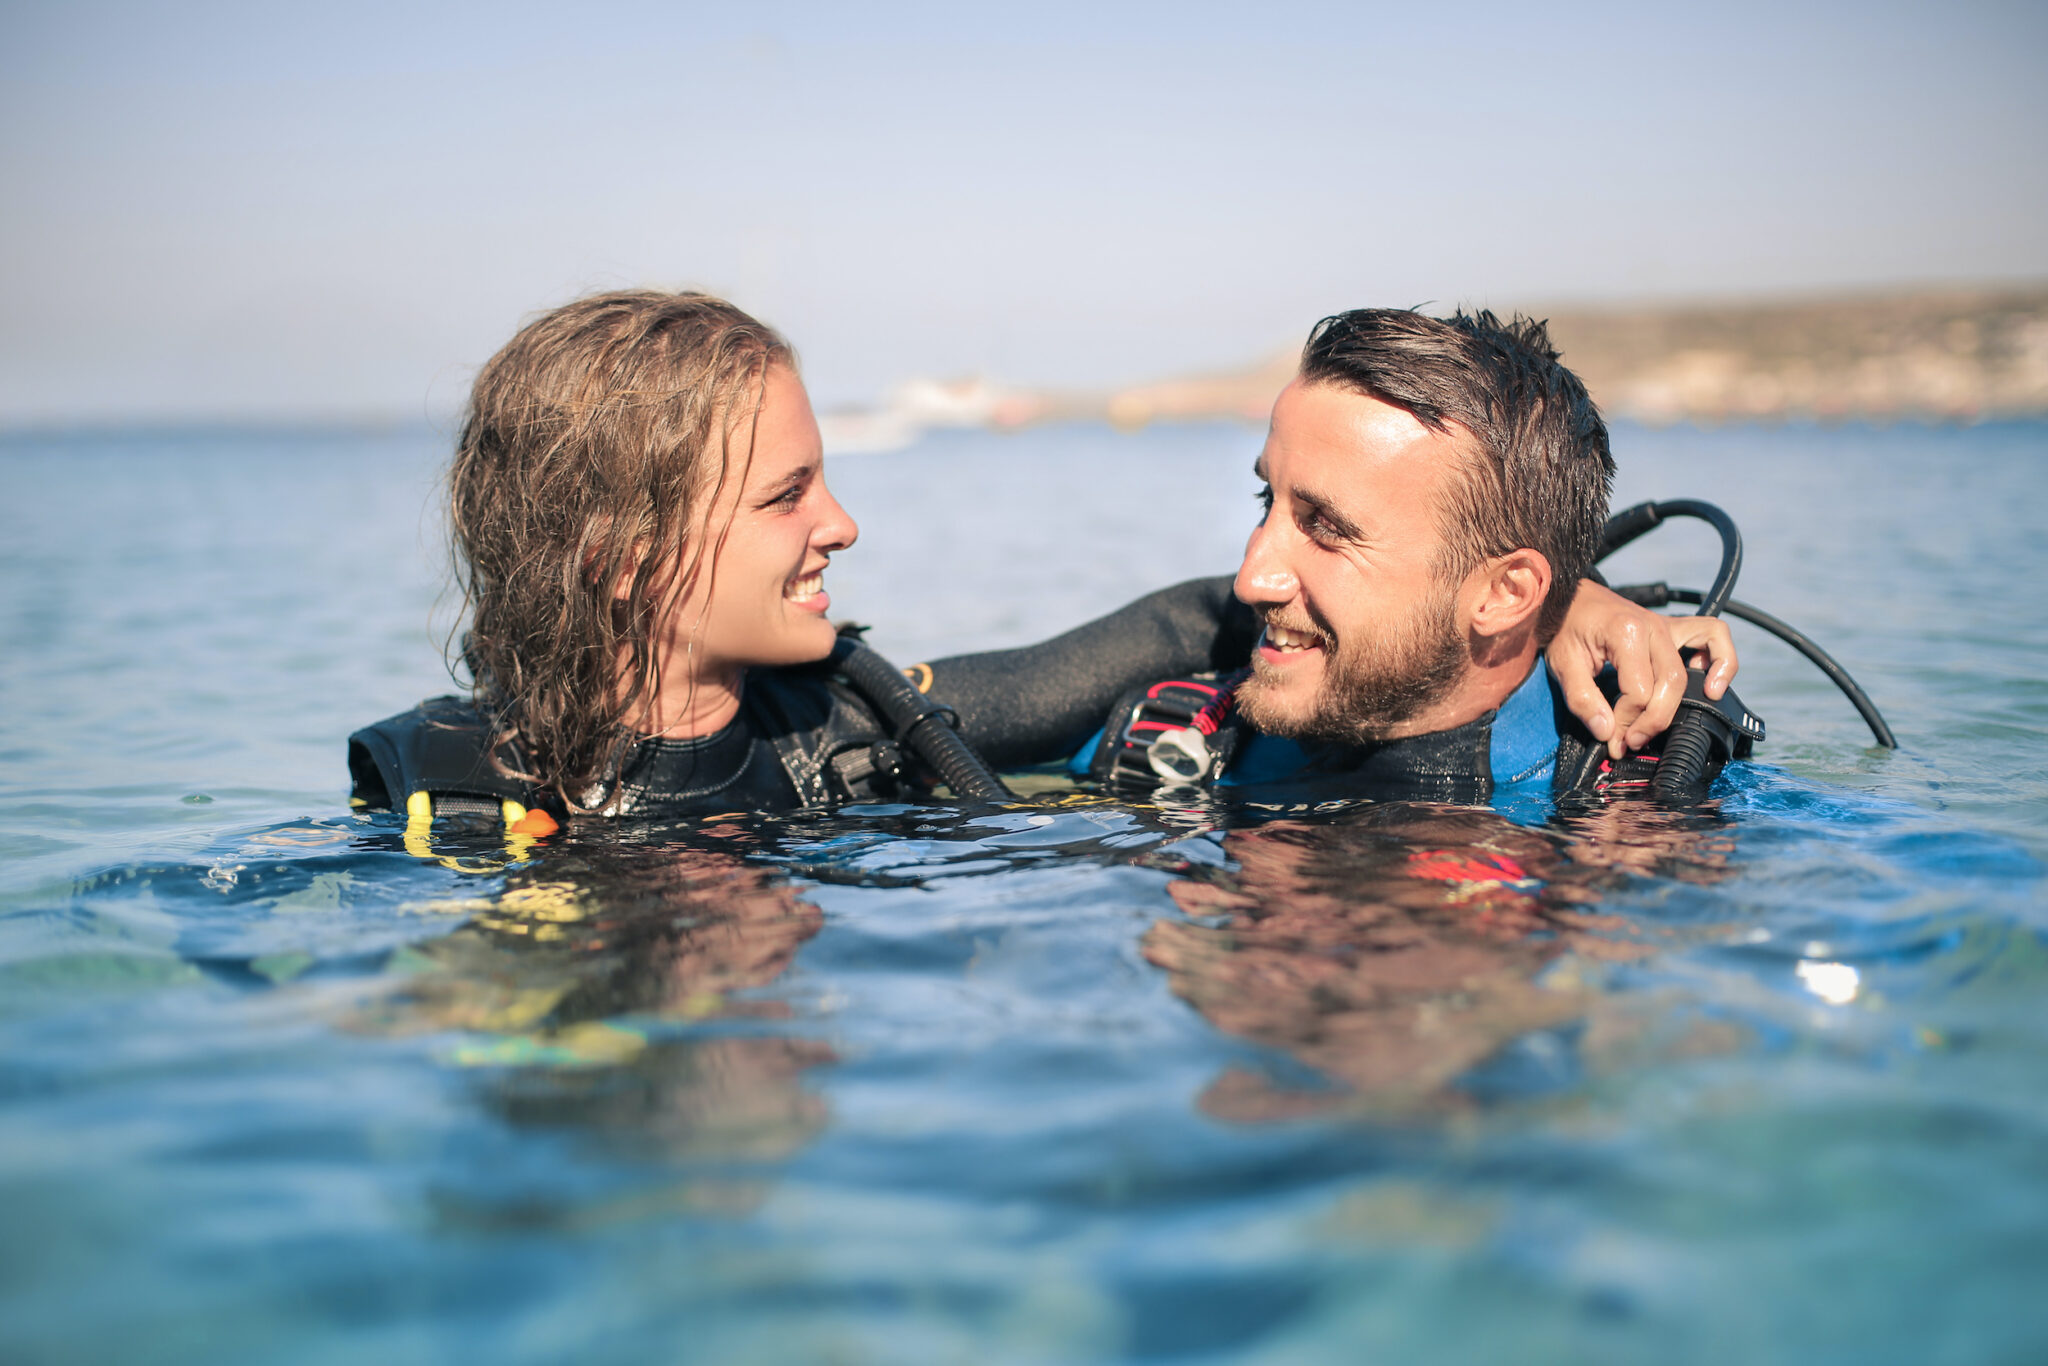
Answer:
[{"left": 785, "top": 567, "right": 830, "bottom": 613}]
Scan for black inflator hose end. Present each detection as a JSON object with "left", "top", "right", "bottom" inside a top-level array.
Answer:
[
  {"left": 1649, "top": 714, "right": 1721, "bottom": 806},
  {"left": 829, "top": 638, "right": 1015, "bottom": 802}
]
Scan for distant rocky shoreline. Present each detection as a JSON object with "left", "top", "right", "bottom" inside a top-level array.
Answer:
[
  {"left": 820, "top": 285, "right": 2048, "bottom": 452},
  {"left": 1540, "top": 287, "right": 2048, "bottom": 425}
]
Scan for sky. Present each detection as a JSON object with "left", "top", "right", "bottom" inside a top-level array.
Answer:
[{"left": 2, "top": 0, "right": 2044, "bottom": 426}]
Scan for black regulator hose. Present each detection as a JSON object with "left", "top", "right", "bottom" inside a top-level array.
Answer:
[
  {"left": 1609, "top": 584, "right": 1897, "bottom": 749},
  {"left": 1599, "top": 500, "right": 1747, "bottom": 804},
  {"left": 1593, "top": 496, "right": 1896, "bottom": 805},
  {"left": 1598, "top": 499, "right": 1743, "bottom": 618},
  {"left": 829, "top": 636, "right": 1016, "bottom": 801}
]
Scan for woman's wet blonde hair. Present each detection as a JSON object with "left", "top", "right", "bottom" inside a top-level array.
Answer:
[{"left": 449, "top": 289, "right": 791, "bottom": 810}]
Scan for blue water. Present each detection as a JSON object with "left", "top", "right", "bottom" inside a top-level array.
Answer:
[{"left": 3, "top": 418, "right": 2046, "bottom": 1364}]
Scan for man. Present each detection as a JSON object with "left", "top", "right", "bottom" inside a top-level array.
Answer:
[
  {"left": 916, "top": 307, "right": 1738, "bottom": 806},
  {"left": 1206, "top": 306, "right": 1736, "bottom": 799}
]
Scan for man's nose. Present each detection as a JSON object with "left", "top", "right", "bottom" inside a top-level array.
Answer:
[{"left": 1234, "top": 517, "right": 1298, "bottom": 606}]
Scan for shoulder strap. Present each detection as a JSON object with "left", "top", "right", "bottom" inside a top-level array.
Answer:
[
  {"left": 348, "top": 696, "right": 542, "bottom": 813},
  {"left": 745, "top": 665, "right": 905, "bottom": 805}
]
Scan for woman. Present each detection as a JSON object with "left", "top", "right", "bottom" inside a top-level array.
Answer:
[
  {"left": 349, "top": 289, "right": 1730, "bottom": 824},
  {"left": 351, "top": 290, "right": 874, "bottom": 821}
]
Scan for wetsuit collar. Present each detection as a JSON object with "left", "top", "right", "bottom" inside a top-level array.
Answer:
[{"left": 1221, "top": 659, "right": 1557, "bottom": 805}]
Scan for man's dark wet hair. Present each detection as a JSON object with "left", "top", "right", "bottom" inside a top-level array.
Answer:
[{"left": 1299, "top": 307, "right": 1614, "bottom": 642}]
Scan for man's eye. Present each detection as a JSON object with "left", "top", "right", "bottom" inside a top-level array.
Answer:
[
  {"left": 1297, "top": 506, "right": 1340, "bottom": 542},
  {"left": 1254, "top": 486, "right": 1274, "bottom": 517}
]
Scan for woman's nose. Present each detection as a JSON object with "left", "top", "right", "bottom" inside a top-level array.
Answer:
[{"left": 814, "top": 481, "right": 858, "bottom": 552}]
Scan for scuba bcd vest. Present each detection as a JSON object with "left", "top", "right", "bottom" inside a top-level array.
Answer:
[
  {"left": 348, "top": 636, "right": 1013, "bottom": 825},
  {"left": 1086, "top": 662, "right": 1766, "bottom": 807}
]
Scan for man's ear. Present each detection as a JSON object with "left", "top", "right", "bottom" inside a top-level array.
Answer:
[{"left": 1464, "top": 548, "right": 1551, "bottom": 640}]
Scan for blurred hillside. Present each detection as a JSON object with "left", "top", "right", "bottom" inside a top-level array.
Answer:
[
  {"left": 1545, "top": 286, "right": 2048, "bottom": 424},
  {"left": 1093, "top": 285, "right": 2048, "bottom": 429},
  {"left": 823, "top": 285, "right": 2048, "bottom": 451}
]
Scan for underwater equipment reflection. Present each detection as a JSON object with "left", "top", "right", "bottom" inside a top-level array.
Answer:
[
  {"left": 353, "top": 837, "right": 834, "bottom": 1188},
  {"left": 1144, "top": 802, "right": 1742, "bottom": 1120},
  {"left": 1591, "top": 498, "right": 1896, "bottom": 804}
]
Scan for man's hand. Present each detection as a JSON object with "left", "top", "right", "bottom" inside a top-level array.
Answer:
[{"left": 1547, "top": 580, "right": 1739, "bottom": 759}]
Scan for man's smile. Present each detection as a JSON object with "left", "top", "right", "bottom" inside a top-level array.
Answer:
[
  {"left": 1255, "top": 611, "right": 1332, "bottom": 668},
  {"left": 1261, "top": 623, "right": 1324, "bottom": 652}
]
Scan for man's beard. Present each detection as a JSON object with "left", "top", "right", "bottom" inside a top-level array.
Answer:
[{"left": 1235, "top": 586, "right": 1469, "bottom": 745}]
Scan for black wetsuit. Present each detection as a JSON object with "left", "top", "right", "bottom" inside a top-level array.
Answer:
[
  {"left": 348, "top": 577, "right": 1257, "bottom": 819},
  {"left": 607, "top": 723, "right": 799, "bottom": 814},
  {"left": 347, "top": 573, "right": 1749, "bottom": 816},
  {"left": 930, "top": 576, "right": 1259, "bottom": 768}
]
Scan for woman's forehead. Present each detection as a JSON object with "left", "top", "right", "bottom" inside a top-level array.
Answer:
[{"left": 740, "top": 366, "right": 823, "bottom": 482}]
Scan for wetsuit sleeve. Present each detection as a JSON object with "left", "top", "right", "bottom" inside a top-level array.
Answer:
[{"left": 918, "top": 575, "right": 1259, "bottom": 768}]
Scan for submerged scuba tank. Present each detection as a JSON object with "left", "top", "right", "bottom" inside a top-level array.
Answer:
[{"left": 1588, "top": 499, "right": 1895, "bottom": 805}]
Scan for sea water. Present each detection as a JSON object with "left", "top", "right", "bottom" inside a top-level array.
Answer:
[{"left": 1, "top": 417, "right": 2044, "bottom": 1364}]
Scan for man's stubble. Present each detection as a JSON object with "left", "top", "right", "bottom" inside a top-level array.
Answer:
[{"left": 1236, "top": 583, "right": 1468, "bottom": 745}]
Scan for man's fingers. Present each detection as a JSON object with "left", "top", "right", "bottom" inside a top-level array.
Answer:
[
  {"left": 1547, "top": 586, "right": 1747, "bottom": 759},
  {"left": 1669, "top": 617, "right": 1740, "bottom": 698},
  {"left": 1605, "top": 690, "right": 1645, "bottom": 759},
  {"left": 1706, "top": 651, "right": 1736, "bottom": 699},
  {"left": 1628, "top": 628, "right": 1688, "bottom": 753},
  {"left": 1555, "top": 660, "right": 1616, "bottom": 746},
  {"left": 1605, "top": 621, "right": 1656, "bottom": 758},
  {"left": 1608, "top": 621, "right": 1653, "bottom": 719},
  {"left": 1606, "top": 680, "right": 1652, "bottom": 760}
]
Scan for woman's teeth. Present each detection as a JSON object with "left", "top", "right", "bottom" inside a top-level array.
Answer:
[
  {"left": 786, "top": 573, "right": 824, "bottom": 602},
  {"left": 1264, "top": 624, "right": 1322, "bottom": 652}
]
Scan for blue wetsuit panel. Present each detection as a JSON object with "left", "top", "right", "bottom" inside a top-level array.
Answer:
[
  {"left": 1489, "top": 658, "right": 1560, "bottom": 788},
  {"left": 1069, "top": 725, "right": 1109, "bottom": 776},
  {"left": 1215, "top": 734, "right": 1309, "bottom": 786},
  {"left": 1069, "top": 659, "right": 1563, "bottom": 801}
]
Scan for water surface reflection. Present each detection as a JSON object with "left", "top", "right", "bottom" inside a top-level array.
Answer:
[
  {"left": 359, "top": 831, "right": 833, "bottom": 1185},
  {"left": 1147, "top": 802, "right": 1743, "bottom": 1121}
]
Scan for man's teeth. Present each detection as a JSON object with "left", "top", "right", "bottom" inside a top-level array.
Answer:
[
  {"left": 787, "top": 573, "right": 823, "bottom": 601},
  {"left": 1264, "top": 624, "right": 1322, "bottom": 651}
]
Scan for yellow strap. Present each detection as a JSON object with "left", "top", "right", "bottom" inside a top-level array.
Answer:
[
  {"left": 399, "top": 790, "right": 543, "bottom": 872},
  {"left": 403, "top": 790, "right": 433, "bottom": 860}
]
